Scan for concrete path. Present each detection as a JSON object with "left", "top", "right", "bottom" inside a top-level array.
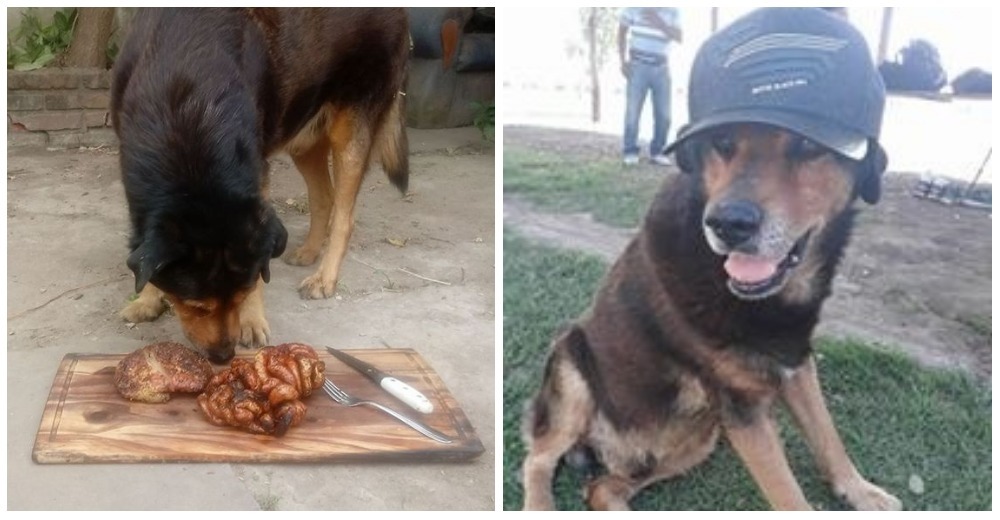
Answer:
[{"left": 6, "top": 127, "right": 496, "bottom": 510}]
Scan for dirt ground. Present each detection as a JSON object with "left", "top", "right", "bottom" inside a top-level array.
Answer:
[
  {"left": 504, "top": 125, "right": 991, "bottom": 381},
  {"left": 6, "top": 127, "right": 496, "bottom": 510}
]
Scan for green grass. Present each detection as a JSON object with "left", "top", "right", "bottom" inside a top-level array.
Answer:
[
  {"left": 502, "top": 231, "right": 991, "bottom": 511},
  {"left": 503, "top": 146, "right": 663, "bottom": 228}
]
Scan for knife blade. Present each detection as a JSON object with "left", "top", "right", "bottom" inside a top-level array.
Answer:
[{"left": 326, "top": 347, "right": 434, "bottom": 414}]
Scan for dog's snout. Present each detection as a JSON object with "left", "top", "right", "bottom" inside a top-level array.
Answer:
[
  {"left": 705, "top": 200, "right": 763, "bottom": 249},
  {"left": 204, "top": 343, "right": 236, "bottom": 364}
]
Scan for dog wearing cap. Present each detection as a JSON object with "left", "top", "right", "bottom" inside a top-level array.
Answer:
[{"left": 521, "top": 8, "right": 901, "bottom": 510}]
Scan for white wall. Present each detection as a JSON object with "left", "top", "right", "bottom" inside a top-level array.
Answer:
[{"left": 7, "top": 7, "right": 61, "bottom": 35}]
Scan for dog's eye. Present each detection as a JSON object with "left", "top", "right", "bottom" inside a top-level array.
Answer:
[
  {"left": 710, "top": 134, "right": 736, "bottom": 160},
  {"left": 789, "top": 137, "right": 827, "bottom": 161}
]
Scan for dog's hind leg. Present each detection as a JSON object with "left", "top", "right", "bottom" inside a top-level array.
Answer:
[
  {"left": 285, "top": 109, "right": 334, "bottom": 267},
  {"left": 522, "top": 334, "right": 596, "bottom": 510},
  {"left": 120, "top": 283, "right": 167, "bottom": 323},
  {"left": 237, "top": 276, "right": 269, "bottom": 348},
  {"left": 298, "top": 107, "right": 371, "bottom": 300},
  {"left": 522, "top": 373, "right": 591, "bottom": 510}
]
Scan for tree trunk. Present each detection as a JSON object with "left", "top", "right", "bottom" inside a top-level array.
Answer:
[
  {"left": 877, "top": 8, "right": 894, "bottom": 65},
  {"left": 586, "top": 8, "right": 601, "bottom": 123},
  {"left": 65, "top": 7, "right": 115, "bottom": 68}
]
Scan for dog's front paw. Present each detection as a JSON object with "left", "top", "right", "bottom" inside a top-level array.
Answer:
[
  {"left": 238, "top": 313, "right": 270, "bottom": 348},
  {"left": 119, "top": 296, "right": 167, "bottom": 323},
  {"left": 839, "top": 478, "right": 902, "bottom": 511},
  {"left": 238, "top": 301, "right": 270, "bottom": 348},
  {"left": 298, "top": 273, "right": 338, "bottom": 299},
  {"left": 283, "top": 245, "right": 321, "bottom": 266}
]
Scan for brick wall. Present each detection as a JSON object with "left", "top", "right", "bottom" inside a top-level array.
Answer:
[{"left": 7, "top": 68, "right": 118, "bottom": 148}]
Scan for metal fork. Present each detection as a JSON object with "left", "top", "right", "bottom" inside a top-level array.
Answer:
[{"left": 322, "top": 378, "right": 453, "bottom": 444}]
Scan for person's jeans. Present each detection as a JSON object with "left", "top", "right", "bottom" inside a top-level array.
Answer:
[{"left": 623, "top": 61, "right": 671, "bottom": 157}]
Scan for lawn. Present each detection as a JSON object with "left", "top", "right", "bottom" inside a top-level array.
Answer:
[
  {"left": 503, "top": 146, "right": 662, "bottom": 228},
  {"left": 502, "top": 231, "right": 992, "bottom": 511}
]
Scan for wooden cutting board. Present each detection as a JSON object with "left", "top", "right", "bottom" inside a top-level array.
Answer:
[{"left": 33, "top": 349, "right": 484, "bottom": 464}]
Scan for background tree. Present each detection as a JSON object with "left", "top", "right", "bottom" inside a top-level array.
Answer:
[
  {"left": 579, "top": 7, "right": 620, "bottom": 122},
  {"left": 64, "top": 7, "right": 114, "bottom": 67}
]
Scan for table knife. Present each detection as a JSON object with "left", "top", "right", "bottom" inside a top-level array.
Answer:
[{"left": 326, "top": 347, "right": 434, "bottom": 414}]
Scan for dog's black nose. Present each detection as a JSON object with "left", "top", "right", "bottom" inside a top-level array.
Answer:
[
  {"left": 204, "top": 345, "right": 236, "bottom": 364},
  {"left": 705, "top": 200, "right": 763, "bottom": 248}
]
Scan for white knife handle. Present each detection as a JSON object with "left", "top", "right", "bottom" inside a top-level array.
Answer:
[{"left": 380, "top": 377, "right": 434, "bottom": 414}]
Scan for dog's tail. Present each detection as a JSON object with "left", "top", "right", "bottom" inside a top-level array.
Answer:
[{"left": 373, "top": 92, "right": 409, "bottom": 194}]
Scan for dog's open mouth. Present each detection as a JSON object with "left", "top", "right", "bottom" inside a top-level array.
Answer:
[{"left": 723, "top": 231, "right": 811, "bottom": 300}]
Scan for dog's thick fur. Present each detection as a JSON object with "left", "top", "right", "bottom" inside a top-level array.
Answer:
[
  {"left": 521, "top": 125, "right": 902, "bottom": 510},
  {"left": 110, "top": 8, "right": 410, "bottom": 362}
]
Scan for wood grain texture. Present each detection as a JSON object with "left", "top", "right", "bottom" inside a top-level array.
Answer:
[{"left": 33, "top": 349, "right": 484, "bottom": 464}]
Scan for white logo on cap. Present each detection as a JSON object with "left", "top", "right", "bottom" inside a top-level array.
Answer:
[
  {"left": 725, "top": 33, "right": 848, "bottom": 68},
  {"left": 751, "top": 78, "right": 808, "bottom": 95}
]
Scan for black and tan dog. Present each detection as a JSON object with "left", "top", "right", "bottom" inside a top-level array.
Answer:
[
  {"left": 110, "top": 8, "right": 410, "bottom": 362},
  {"left": 521, "top": 8, "right": 902, "bottom": 511}
]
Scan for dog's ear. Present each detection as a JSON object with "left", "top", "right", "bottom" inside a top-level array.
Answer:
[
  {"left": 259, "top": 207, "right": 288, "bottom": 284},
  {"left": 670, "top": 125, "right": 700, "bottom": 174},
  {"left": 674, "top": 138, "right": 700, "bottom": 174},
  {"left": 858, "top": 143, "right": 887, "bottom": 204},
  {"left": 261, "top": 260, "right": 271, "bottom": 284},
  {"left": 269, "top": 215, "right": 288, "bottom": 259},
  {"left": 126, "top": 233, "right": 177, "bottom": 293}
]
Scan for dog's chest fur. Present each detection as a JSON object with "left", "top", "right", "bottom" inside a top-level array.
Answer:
[{"left": 574, "top": 174, "right": 849, "bottom": 436}]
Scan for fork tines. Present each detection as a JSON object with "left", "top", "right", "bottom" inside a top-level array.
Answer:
[{"left": 322, "top": 379, "right": 348, "bottom": 403}]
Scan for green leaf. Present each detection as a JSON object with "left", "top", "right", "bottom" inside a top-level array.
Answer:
[
  {"left": 14, "top": 60, "right": 43, "bottom": 71},
  {"left": 21, "top": 51, "right": 55, "bottom": 70},
  {"left": 7, "top": 7, "right": 76, "bottom": 69}
]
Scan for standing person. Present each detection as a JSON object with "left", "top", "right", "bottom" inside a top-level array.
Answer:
[{"left": 619, "top": 7, "right": 682, "bottom": 166}]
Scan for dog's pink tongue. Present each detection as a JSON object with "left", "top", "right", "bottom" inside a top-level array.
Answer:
[{"left": 724, "top": 253, "right": 778, "bottom": 283}]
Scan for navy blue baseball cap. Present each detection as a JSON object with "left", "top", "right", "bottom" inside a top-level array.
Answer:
[{"left": 664, "top": 8, "right": 886, "bottom": 161}]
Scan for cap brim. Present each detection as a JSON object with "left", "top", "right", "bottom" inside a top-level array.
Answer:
[{"left": 664, "top": 108, "right": 869, "bottom": 161}]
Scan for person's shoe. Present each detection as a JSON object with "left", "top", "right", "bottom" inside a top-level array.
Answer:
[
  {"left": 623, "top": 154, "right": 640, "bottom": 166},
  {"left": 651, "top": 154, "right": 673, "bottom": 166}
]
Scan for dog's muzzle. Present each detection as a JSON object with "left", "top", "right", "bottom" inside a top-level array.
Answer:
[
  {"left": 704, "top": 200, "right": 762, "bottom": 250},
  {"left": 723, "top": 233, "right": 809, "bottom": 300},
  {"left": 704, "top": 201, "right": 810, "bottom": 300}
]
